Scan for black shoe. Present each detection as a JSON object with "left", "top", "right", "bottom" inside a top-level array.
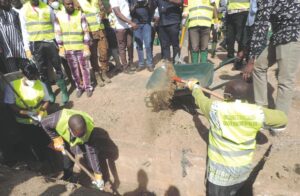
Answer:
[
  {"left": 136, "top": 66, "right": 145, "bottom": 72},
  {"left": 147, "top": 66, "right": 154, "bottom": 72},
  {"left": 86, "top": 89, "right": 93, "bottom": 97},
  {"left": 76, "top": 89, "right": 84, "bottom": 98},
  {"left": 123, "top": 67, "right": 134, "bottom": 74}
]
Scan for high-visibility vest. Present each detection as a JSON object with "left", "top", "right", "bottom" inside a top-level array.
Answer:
[
  {"left": 188, "top": 0, "right": 215, "bottom": 28},
  {"left": 55, "top": 109, "right": 94, "bottom": 147},
  {"left": 207, "top": 100, "right": 264, "bottom": 186},
  {"left": 56, "top": 10, "right": 84, "bottom": 51},
  {"left": 12, "top": 79, "right": 45, "bottom": 124},
  {"left": 23, "top": 1, "right": 55, "bottom": 42},
  {"left": 77, "top": 0, "right": 104, "bottom": 32},
  {"left": 228, "top": 0, "right": 250, "bottom": 11}
]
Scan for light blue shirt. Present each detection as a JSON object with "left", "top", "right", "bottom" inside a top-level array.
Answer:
[{"left": 246, "top": 0, "right": 257, "bottom": 27}]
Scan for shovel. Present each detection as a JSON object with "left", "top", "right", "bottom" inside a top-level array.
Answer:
[
  {"left": 146, "top": 64, "right": 223, "bottom": 100},
  {"left": 172, "top": 76, "right": 224, "bottom": 100}
]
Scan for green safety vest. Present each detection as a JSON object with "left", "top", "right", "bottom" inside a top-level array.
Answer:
[
  {"left": 207, "top": 100, "right": 264, "bottom": 186},
  {"left": 12, "top": 79, "right": 45, "bottom": 124},
  {"left": 56, "top": 10, "right": 84, "bottom": 51},
  {"left": 23, "top": 1, "right": 55, "bottom": 42},
  {"left": 228, "top": 0, "right": 250, "bottom": 11},
  {"left": 56, "top": 109, "right": 94, "bottom": 147},
  {"left": 188, "top": 0, "right": 214, "bottom": 28},
  {"left": 78, "top": 0, "right": 104, "bottom": 32}
]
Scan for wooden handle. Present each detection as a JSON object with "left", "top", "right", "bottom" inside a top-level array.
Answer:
[{"left": 64, "top": 149, "right": 96, "bottom": 181}]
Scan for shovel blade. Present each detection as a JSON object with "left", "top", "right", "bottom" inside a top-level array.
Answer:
[{"left": 146, "top": 66, "right": 169, "bottom": 90}]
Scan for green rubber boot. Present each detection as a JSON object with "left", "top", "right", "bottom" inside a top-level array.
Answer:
[
  {"left": 56, "top": 79, "right": 69, "bottom": 104},
  {"left": 200, "top": 50, "right": 208, "bottom": 63},
  {"left": 211, "top": 42, "right": 217, "bottom": 58},
  {"left": 191, "top": 51, "right": 199, "bottom": 64},
  {"left": 45, "top": 82, "right": 55, "bottom": 103}
]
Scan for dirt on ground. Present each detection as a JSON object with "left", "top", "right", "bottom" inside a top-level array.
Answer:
[{"left": 0, "top": 44, "right": 300, "bottom": 196}]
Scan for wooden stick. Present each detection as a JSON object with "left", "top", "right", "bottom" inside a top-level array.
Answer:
[{"left": 64, "top": 149, "right": 96, "bottom": 181}]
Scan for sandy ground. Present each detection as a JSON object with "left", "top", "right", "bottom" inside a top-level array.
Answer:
[{"left": 0, "top": 44, "right": 300, "bottom": 196}]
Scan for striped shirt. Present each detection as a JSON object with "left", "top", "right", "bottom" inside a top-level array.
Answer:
[{"left": 0, "top": 8, "right": 26, "bottom": 59}]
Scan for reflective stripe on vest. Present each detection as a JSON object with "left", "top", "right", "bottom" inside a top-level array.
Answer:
[
  {"left": 207, "top": 101, "right": 264, "bottom": 184},
  {"left": 207, "top": 159, "right": 252, "bottom": 186},
  {"left": 23, "top": 1, "right": 54, "bottom": 41},
  {"left": 55, "top": 109, "right": 94, "bottom": 147},
  {"left": 78, "top": 0, "right": 104, "bottom": 31},
  {"left": 188, "top": 0, "right": 214, "bottom": 28},
  {"left": 56, "top": 10, "right": 84, "bottom": 51},
  {"left": 12, "top": 79, "right": 45, "bottom": 124},
  {"left": 228, "top": 0, "right": 250, "bottom": 11}
]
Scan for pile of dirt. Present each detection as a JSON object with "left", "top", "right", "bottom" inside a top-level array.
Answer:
[{"left": 147, "top": 61, "right": 177, "bottom": 111}]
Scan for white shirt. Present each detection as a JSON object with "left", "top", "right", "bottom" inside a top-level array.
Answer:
[
  {"left": 109, "top": 0, "right": 131, "bottom": 29},
  {"left": 19, "top": 3, "right": 55, "bottom": 51}
]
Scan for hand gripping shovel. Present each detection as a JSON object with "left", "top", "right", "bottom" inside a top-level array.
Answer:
[{"left": 172, "top": 76, "right": 224, "bottom": 100}]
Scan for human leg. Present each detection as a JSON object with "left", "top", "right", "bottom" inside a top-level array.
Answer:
[
  {"left": 98, "top": 30, "right": 111, "bottom": 83},
  {"left": 134, "top": 24, "right": 145, "bottom": 68},
  {"left": 253, "top": 43, "right": 277, "bottom": 107},
  {"left": 143, "top": 23, "right": 153, "bottom": 68},
  {"left": 168, "top": 23, "right": 180, "bottom": 62},
  {"left": 126, "top": 29, "right": 134, "bottom": 70},
  {"left": 115, "top": 29, "right": 128, "bottom": 69},
  {"left": 275, "top": 41, "right": 300, "bottom": 114},
  {"left": 159, "top": 26, "right": 171, "bottom": 60},
  {"left": 189, "top": 27, "right": 200, "bottom": 63},
  {"left": 199, "top": 27, "right": 210, "bottom": 63}
]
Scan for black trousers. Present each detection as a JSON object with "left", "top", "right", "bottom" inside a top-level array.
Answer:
[
  {"left": 159, "top": 23, "right": 180, "bottom": 61},
  {"left": 226, "top": 11, "right": 248, "bottom": 58},
  {"left": 207, "top": 181, "right": 245, "bottom": 196},
  {"left": 30, "top": 41, "right": 64, "bottom": 82}
]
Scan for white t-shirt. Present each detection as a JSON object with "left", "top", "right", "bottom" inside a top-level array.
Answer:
[{"left": 109, "top": 0, "right": 131, "bottom": 29}]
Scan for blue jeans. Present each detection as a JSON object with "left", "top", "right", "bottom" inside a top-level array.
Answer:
[{"left": 134, "top": 23, "right": 153, "bottom": 67}]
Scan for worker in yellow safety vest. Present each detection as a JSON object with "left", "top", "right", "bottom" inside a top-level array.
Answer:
[
  {"left": 41, "top": 109, "right": 105, "bottom": 190},
  {"left": 76, "top": 0, "right": 111, "bottom": 87},
  {"left": 4, "top": 62, "right": 51, "bottom": 161},
  {"left": 225, "top": 0, "right": 250, "bottom": 70},
  {"left": 19, "top": 0, "right": 69, "bottom": 104},
  {"left": 55, "top": 0, "right": 93, "bottom": 98},
  {"left": 187, "top": 0, "right": 219, "bottom": 63},
  {"left": 186, "top": 79, "right": 287, "bottom": 195}
]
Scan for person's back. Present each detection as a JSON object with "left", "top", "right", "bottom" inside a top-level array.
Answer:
[
  {"left": 187, "top": 79, "right": 287, "bottom": 195},
  {"left": 207, "top": 100, "right": 264, "bottom": 188}
]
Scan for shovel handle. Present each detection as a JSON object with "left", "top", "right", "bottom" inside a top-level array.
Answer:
[
  {"left": 172, "top": 77, "right": 224, "bottom": 100},
  {"left": 64, "top": 149, "right": 96, "bottom": 181}
]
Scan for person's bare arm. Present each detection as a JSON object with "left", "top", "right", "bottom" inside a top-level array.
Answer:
[{"left": 112, "top": 7, "right": 138, "bottom": 29}]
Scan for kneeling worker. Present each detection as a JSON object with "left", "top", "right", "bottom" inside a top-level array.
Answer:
[
  {"left": 186, "top": 79, "right": 287, "bottom": 195},
  {"left": 40, "top": 109, "right": 104, "bottom": 190}
]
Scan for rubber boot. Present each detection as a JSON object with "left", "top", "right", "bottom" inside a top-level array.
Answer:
[
  {"left": 95, "top": 71, "right": 105, "bottom": 87},
  {"left": 101, "top": 71, "right": 111, "bottom": 84},
  {"left": 191, "top": 51, "right": 199, "bottom": 64},
  {"left": 211, "top": 42, "right": 217, "bottom": 58},
  {"left": 200, "top": 50, "right": 208, "bottom": 63},
  {"left": 45, "top": 82, "right": 55, "bottom": 103},
  {"left": 56, "top": 79, "right": 69, "bottom": 104}
]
